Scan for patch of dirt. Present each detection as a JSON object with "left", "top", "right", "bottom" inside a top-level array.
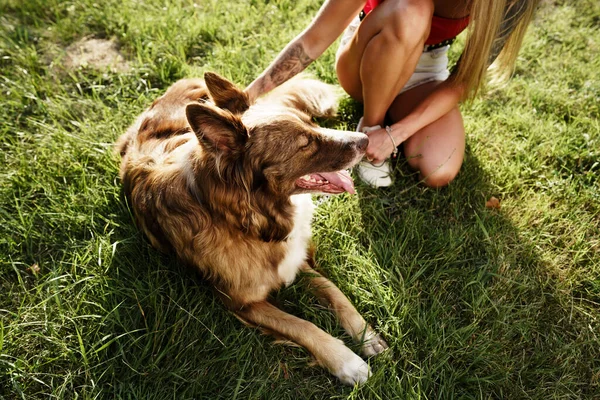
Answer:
[{"left": 64, "top": 36, "right": 129, "bottom": 72}]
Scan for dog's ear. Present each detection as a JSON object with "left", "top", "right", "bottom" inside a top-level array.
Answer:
[
  {"left": 204, "top": 72, "right": 250, "bottom": 114},
  {"left": 186, "top": 103, "right": 248, "bottom": 153}
]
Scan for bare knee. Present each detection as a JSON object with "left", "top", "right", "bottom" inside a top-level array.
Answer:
[
  {"left": 380, "top": 0, "right": 433, "bottom": 46},
  {"left": 404, "top": 134, "right": 463, "bottom": 188},
  {"left": 420, "top": 165, "right": 460, "bottom": 188},
  {"left": 335, "top": 1, "right": 432, "bottom": 100},
  {"left": 404, "top": 153, "right": 460, "bottom": 188}
]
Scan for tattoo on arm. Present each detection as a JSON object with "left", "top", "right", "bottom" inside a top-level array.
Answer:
[
  {"left": 248, "top": 42, "right": 314, "bottom": 99},
  {"left": 268, "top": 42, "right": 314, "bottom": 87}
]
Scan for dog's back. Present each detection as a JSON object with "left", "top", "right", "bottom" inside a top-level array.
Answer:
[
  {"left": 116, "top": 78, "right": 207, "bottom": 165},
  {"left": 117, "top": 79, "right": 209, "bottom": 253}
]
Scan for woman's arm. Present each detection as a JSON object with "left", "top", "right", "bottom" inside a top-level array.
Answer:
[
  {"left": 364, "top": 80, "right": 465, "bottom": 163},
  {"left": 392, "top": 79, "right": 464, "bottom": 140},
  {"left": 365, "top": 0, "right": 535, "bottom": 162},
  {"left": 245, "top": 0, "right": 365, "bottom": 102}
]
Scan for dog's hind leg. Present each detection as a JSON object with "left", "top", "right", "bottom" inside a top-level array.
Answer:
[
  {"left": 234, "top": 300, "right": 371, "bottom": 386},
  {"left": 299, "top": 264, "right": 389, "bottom": 358}
]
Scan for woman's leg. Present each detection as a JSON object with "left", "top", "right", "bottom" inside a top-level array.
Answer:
[
  {"left": 388, "top": 80, "right": 465, "bottom": 187},
  {"left": 336, "top": 0, "right": 434, "bottom": 127}
]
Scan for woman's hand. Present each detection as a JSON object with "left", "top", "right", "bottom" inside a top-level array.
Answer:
[
  {"left": 362, "top": 80, "right": 465, "bottom": 164},
  {"left": 364, "top": 125, "right": 410, "bottom": 164}
]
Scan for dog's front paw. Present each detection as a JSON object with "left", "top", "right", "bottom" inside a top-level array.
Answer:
[
  {"left": 355, "top": 325, "right": 389, "bottom": 357},
  {"left": 332, "top": 348, "right": 371, "bottom": 386},
  {"left": 361, "top": 331, "right": 389, "bottom": 357}
]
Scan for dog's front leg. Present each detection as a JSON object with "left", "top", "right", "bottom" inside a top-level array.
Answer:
[
  {"left": 299, "top": 263, "right": 389, "bottom": 357},
  {"left": 234, "top": 300, "right": 371, "bottom": 385}
]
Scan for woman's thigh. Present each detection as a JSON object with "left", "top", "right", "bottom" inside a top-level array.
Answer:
[
  {"left": 335, "top": 0, "right": 431, "bottom": 101},
  {"left": 388, "top": 80, "right": 465, "bottom": 187}
]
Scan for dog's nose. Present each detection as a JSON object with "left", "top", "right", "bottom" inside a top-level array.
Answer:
[{"left": 356, "top": 136, "right": 368, "bottom": 152}]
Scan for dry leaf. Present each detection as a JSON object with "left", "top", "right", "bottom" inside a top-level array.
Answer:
[
  {"left": 485, "top": 196, "right": 501, "bottom": 209},
  {"left": 27, "top": 263, "right": 40, "bottom": 275},
  {"left": 280, "top": 362, "right": 290, "bottom": 380}
]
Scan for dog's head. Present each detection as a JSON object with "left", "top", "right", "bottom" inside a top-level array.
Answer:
[{"left": 186, "top": 72, "right": 368, "bottom": 197}]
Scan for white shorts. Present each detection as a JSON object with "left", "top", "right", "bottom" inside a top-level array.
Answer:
[{"left": 336, "top": 15, "right": 451, "bottom": 95}]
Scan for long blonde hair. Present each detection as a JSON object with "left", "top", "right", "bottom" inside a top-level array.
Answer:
[{"left": 452, "top": 0, "right": 539, "bottom": 100}]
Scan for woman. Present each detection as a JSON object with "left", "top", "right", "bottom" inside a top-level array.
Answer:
[{"left": 245, "top": 0, "right": 538, "bottom": 187}]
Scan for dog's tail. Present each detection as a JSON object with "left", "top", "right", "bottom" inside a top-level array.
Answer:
[{"left": 260, "top": 74, "right": 341, "bottom": 119}]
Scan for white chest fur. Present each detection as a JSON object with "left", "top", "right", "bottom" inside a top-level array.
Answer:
[{"left": 277, "top": 194, "right": 315, "bottom": 286}]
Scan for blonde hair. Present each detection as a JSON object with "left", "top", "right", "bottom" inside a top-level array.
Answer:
[{"left": 452, "top": 0, "right": 539, "bottom": 100}]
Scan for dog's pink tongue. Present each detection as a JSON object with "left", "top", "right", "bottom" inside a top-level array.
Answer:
[{"left": 319, "top": 170, "right": 355, "bottom": 194}]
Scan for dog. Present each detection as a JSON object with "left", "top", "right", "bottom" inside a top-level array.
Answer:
[{"left": 116, "top": 72, "right": 388, "bottom": 385}]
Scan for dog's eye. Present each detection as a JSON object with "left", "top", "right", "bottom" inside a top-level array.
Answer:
[{"left": 298, "top": 135, "right": 313, "bottom": 151}]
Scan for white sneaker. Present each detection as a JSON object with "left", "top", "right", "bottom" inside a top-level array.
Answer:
[
  {"left": 356, "top": 160, "right": 392, "bottom": 187},
  {"left": 355, "top": 118, "right": 393, "bottom": 188}
]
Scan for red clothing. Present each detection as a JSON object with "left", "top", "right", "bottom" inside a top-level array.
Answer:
[
  {"left": 362, "top": 0, "right": 470, "bottom": 45},
  {"left": 362, "top": 0, "right": 382, "bottom": 15}
]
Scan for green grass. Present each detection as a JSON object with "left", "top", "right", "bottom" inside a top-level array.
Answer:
[{"left": 1, "top": 0, "right": 599, "bottom": 398}]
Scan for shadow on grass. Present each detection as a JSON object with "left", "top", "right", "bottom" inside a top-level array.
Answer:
[{"left": 347, "top": 145, "right": 598, "bottom": 398}]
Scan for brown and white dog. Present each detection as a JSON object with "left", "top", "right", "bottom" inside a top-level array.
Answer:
[{"left": 116, "top": 72, "right": 388, "bottom": 385}]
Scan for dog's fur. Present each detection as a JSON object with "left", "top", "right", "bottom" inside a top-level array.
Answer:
[{"left": 116, "top": 72, "right": 388, "bottom": 385}]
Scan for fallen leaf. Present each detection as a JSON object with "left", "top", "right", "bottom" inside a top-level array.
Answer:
[
  {"left": 27, "top": 263, "right": 40, "bottom": 275},
  {"left": 280, "top": 362, "right": 290, "bottom": 380},
  {"left": 485, "top": 196, "right": 501, "bottom": 209}
]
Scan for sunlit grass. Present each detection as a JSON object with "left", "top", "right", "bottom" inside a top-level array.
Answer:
[{"left": 1, "top": 0, "right": 599, "bottom": 398}]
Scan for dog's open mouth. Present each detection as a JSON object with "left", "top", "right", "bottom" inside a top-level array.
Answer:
[{"left": 296, "top": 170, "right": 355, "bottom": 194}]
